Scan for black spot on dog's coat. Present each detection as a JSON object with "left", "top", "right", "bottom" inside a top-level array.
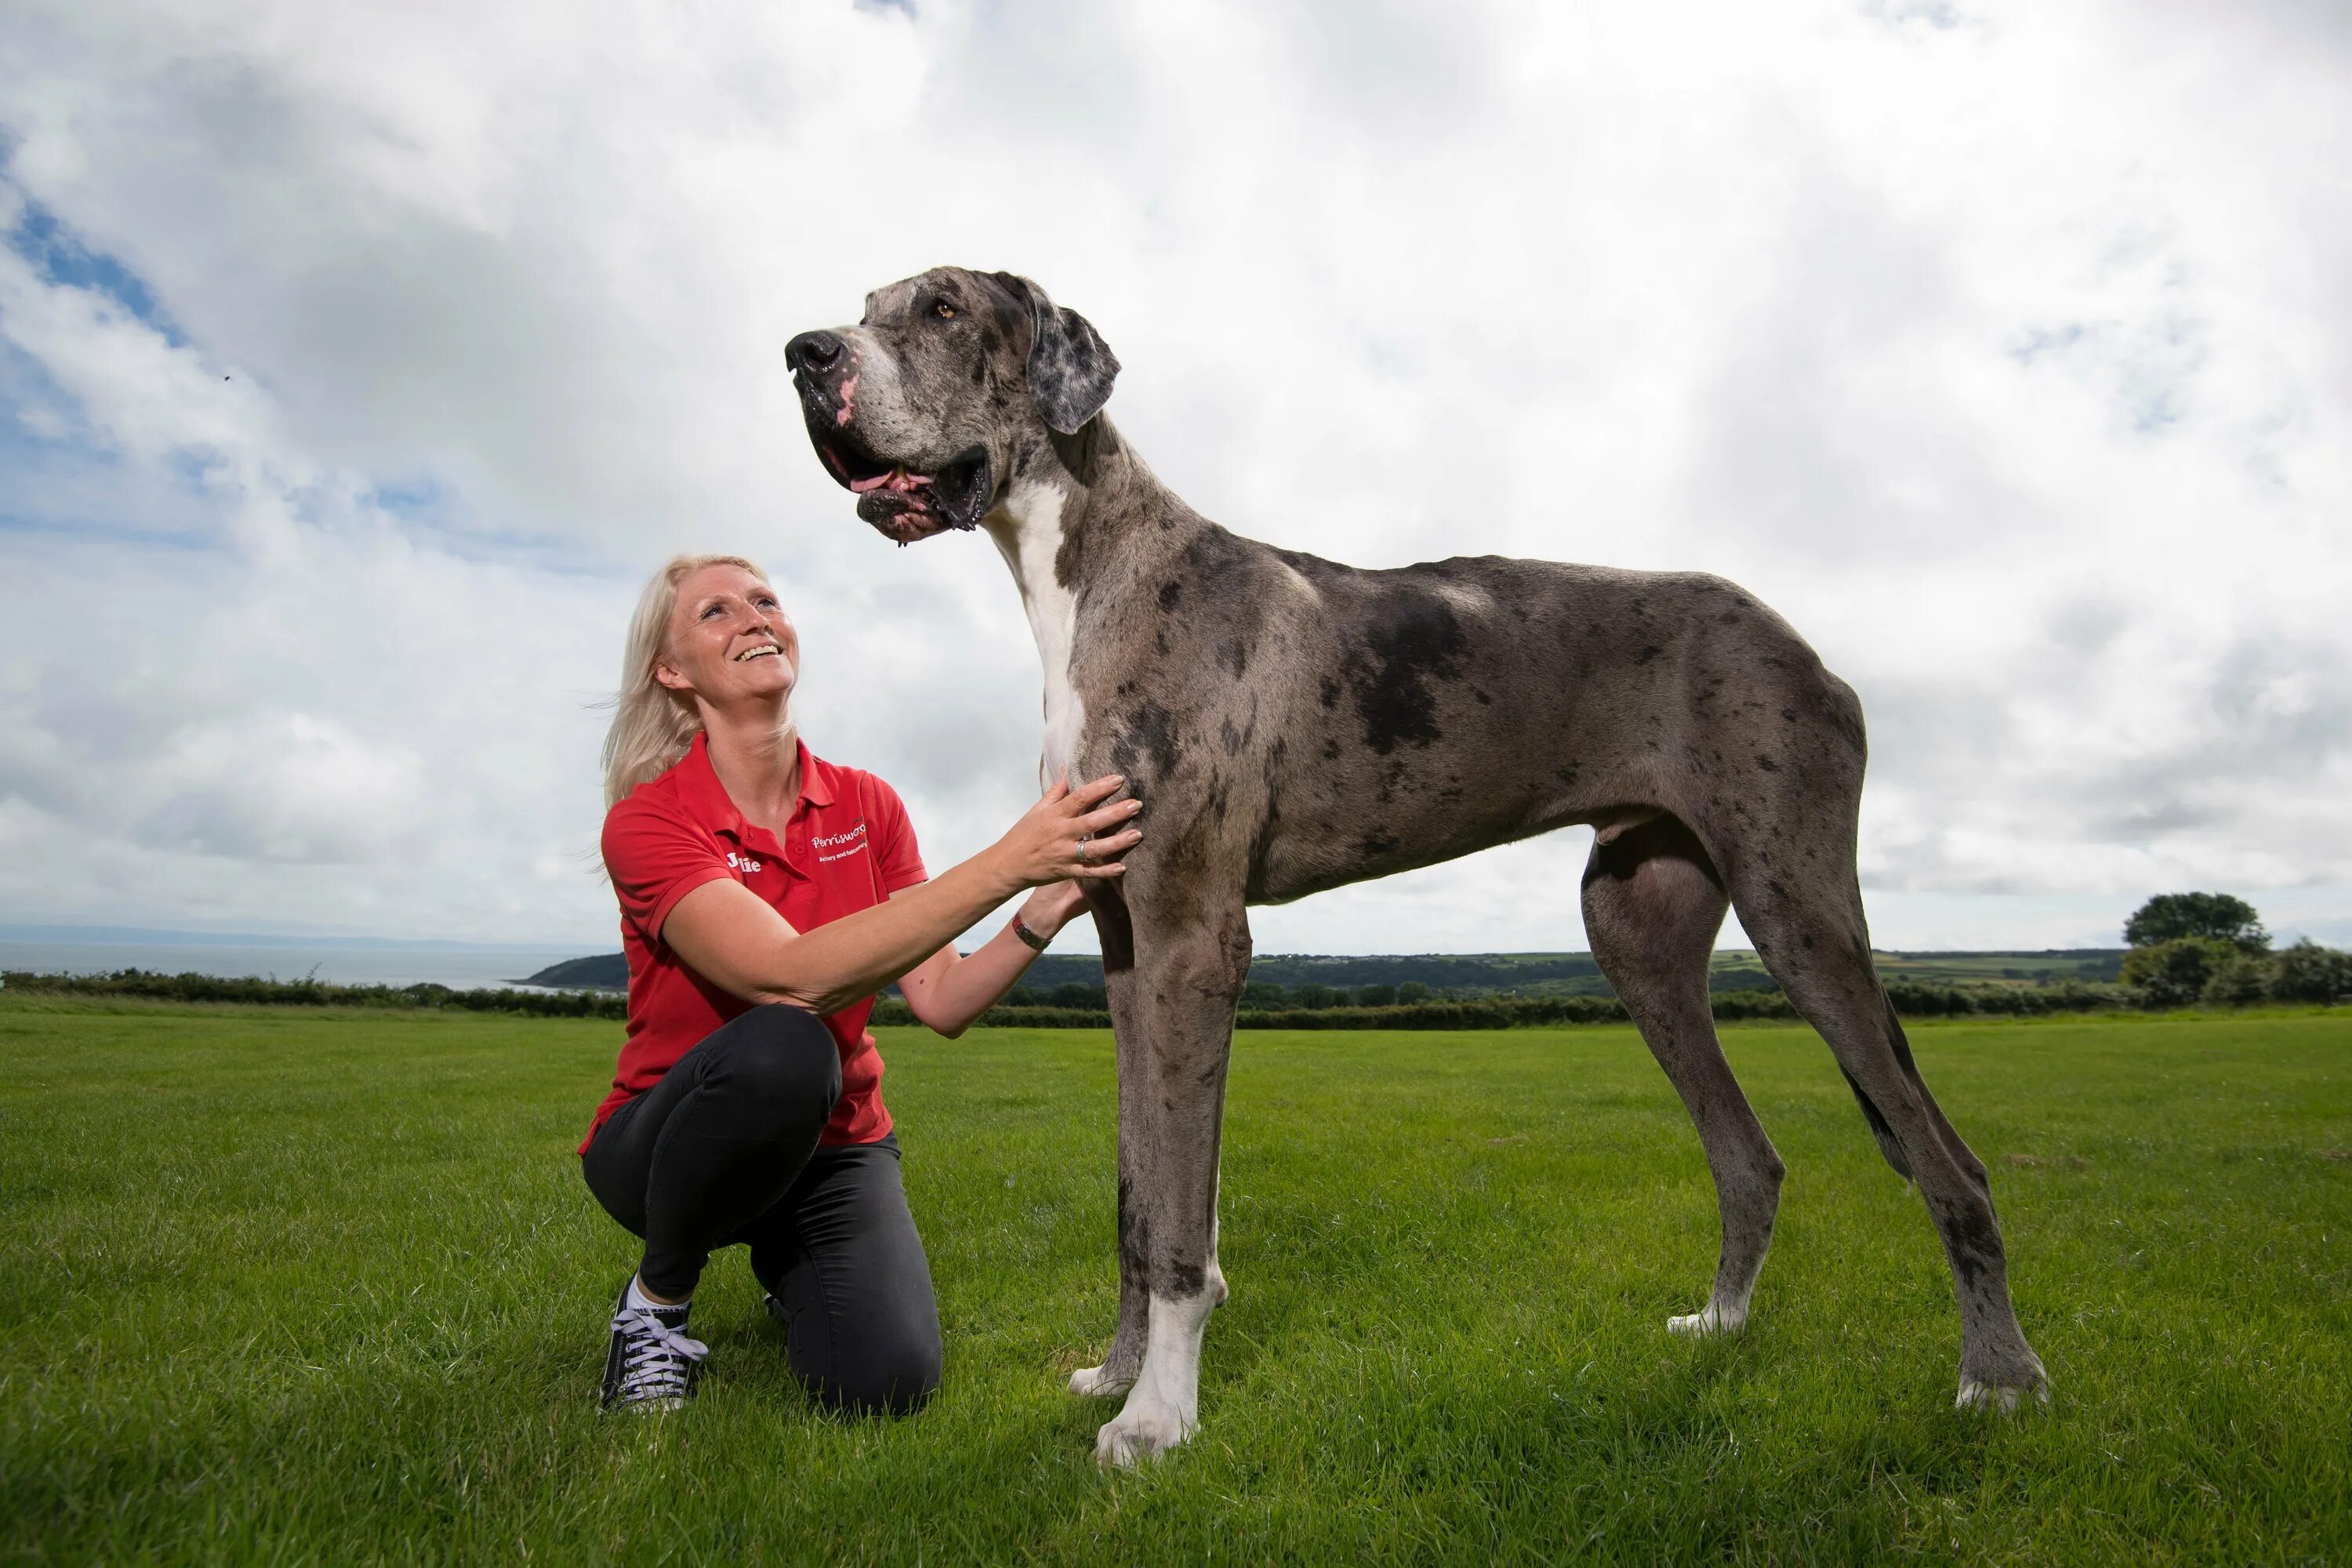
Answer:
[
  {"left": 1109, "top": 702, "right": 1182, "bottom": 782},
  {"left": 1341, "top": 590, "right": 1465, "bottom": 755}
]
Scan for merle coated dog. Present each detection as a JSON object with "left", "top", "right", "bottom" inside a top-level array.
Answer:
[{"left": 785, "top": 268, "right": 2047, "bottom": 1465}]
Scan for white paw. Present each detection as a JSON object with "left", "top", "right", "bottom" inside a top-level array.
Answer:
[
  {"left": 1095, "top": 1396, "right": 1195, "bottom": 1468},
  {"left": 1067, "top": 1363, "right": 1134, "bottom": 1399},
  {"left": 1955, "top": 1377, "right": 2049, "bottom": 1414},
  {"left": 1667, "top": 1301, "right": 1748, "bottom": 1337}
]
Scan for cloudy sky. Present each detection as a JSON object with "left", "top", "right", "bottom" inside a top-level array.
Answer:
[{"left": 2, "top": 0, "right": 2347, "bottom": 957}]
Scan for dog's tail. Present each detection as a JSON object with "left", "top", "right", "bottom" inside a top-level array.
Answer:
[{"left": 1838, "top": 993, "right": 1918, "bottom": 1181}]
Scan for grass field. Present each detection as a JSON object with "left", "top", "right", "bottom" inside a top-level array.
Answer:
[{"left": 2, "top": 999, "right": 2347, "bottom": 1565}]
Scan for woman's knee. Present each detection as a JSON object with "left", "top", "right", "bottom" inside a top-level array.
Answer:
[
  {"left": 713, "top": 1004, "right": 842, "bottom": 1113},
  {"left": 812, "top": 1327, "right": 942, "bottom": 1417}
]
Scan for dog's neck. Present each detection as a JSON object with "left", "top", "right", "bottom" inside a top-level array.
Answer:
[{"left": 982, "top": 414, "right": 1196, "bottom": 785}]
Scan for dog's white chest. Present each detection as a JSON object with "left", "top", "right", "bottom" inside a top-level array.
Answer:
[{"left": 985, "top": 479, "right": 1087, "bottom": 788}]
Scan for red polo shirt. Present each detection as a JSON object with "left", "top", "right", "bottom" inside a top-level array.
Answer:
[{"left": 581, "top": 732, "right": 928, "bottom": 1154}]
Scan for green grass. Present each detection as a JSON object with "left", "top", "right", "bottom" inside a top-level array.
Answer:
[{"left": 2, "top": 999, "right": 2346, "bottom": 1565}]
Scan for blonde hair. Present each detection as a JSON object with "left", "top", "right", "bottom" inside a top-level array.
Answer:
[{"left": 602, "top": 553, "right": 799, "bottom": 807}]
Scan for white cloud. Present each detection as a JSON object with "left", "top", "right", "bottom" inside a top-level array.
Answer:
[{"left": 0, "top": 0, "right": 2347, "bottom": 955}]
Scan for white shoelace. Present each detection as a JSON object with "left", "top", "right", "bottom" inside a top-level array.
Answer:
[{"left": 611, "top": 1305, "right": 709, "bottom": 1403}]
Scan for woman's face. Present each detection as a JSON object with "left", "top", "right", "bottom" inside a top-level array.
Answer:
[{"left": 654, "top": 563, "right": 800, "bottom": 711}]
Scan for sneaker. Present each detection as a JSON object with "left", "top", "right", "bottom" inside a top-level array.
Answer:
[{"left": 599, "top": 1280, "right": 709, "bottom": 1412}]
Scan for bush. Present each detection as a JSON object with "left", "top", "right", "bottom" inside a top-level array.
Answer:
[
  {"left": 2202, "top": 955, "right": 2275, "bottom": 1006},
  {"left": 2270, "top": 939, "right": 2352, "bottom": 1004},
  {"left": 2121, "top": 938, "right": 2238, "bottom": 1008}
]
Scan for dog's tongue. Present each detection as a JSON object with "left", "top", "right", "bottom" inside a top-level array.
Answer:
[{"left": 848, "top": 467, "right": 935, "bottom": 495}]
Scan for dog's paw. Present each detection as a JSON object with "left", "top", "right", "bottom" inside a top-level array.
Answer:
[
  {"left": 1067, "top": 1363, "right": 1135, "bottom": 1399},
  {"left": 1957, "top": 1342, "right": 2049, "bottom": 1414},
  {"left": 1955, "top": 1376, "right": 2051, "bottom": 1414},
  {"left": 1667, "top": 1301, "right": 1748, "bottom": 1337},
  {"left": 1094, "top": 1396, "right": 1195, "bottom": 1468}
]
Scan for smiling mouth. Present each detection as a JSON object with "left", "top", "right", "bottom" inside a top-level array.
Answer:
[
  {"left": 804, "top": 420, "right": 993, "bottom": 541},
  {"left": 735, "top": 644, "right": 782, "bottom": 662}
]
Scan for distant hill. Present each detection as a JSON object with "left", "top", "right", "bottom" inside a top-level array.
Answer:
[
  {"left": 524, "top": 948, "right": 2127, "bottom": 998},
  {"left": 524, "top": 954, "right": 629, "bottom": 990}
]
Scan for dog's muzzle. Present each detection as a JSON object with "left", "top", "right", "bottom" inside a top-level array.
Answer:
[{"left": 788, "top": 336, "right": 993, "bottom": 540}]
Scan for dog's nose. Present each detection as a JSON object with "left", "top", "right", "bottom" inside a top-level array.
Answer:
[{"left": 786, "top": 330, "right": 846, "bottom": 377}]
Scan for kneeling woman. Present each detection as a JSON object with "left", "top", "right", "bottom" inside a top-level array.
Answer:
[{"left": 583, "top": 553, "right": 1140, "bottom": 1414}]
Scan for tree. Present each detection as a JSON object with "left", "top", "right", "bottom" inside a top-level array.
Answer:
[
  {"left": 2269, "top": 939, "right": 2352, "bottom": 1004},
  {"left": 1396, "top": 981, "right": 1432, "bottom": 1003},
  {"left": 1356, "top": 983, "right": 1398, "bottom": 1007},
  {"left": 2121, "top": 938, "right": 2237, "bottom": 1007},
  {"left": 1295, "top": 982, "right": 1339, "bottom": 1010},
  {"left": 2124, "top": 892, "right": 2267, "bottom": 953},
  {"left": 1240, "top": 981, "right": 1288, "bottom": 1010}
]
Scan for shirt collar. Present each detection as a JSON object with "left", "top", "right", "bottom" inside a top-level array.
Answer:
[{"left": 674, "top": 731, "right": 831, "bottom": 837}]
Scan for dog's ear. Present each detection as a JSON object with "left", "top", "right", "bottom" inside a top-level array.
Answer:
[{"left": 989, "top": 271, "right": 1119, "bottom": 434}]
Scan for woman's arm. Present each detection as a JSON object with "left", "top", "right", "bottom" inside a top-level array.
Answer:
[
  {"left": 894, "top": 881, "right": 1091, "bottom": 1037},
  {"left": 660, "top": 774, "right": 1138, "bottom": 1016}
]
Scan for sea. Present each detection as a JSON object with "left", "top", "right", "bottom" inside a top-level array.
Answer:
[{"left": 0, "top": 927, "right": 593, "bottom": 992}]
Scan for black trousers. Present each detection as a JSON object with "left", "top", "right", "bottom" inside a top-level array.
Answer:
[{"left": 582, "top": 1004, "right": 942, "bottom": 1414}]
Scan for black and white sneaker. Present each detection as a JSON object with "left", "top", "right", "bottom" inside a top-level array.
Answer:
[{"left": 599, "top": 1281, "right": 708, "bottom": 1413}]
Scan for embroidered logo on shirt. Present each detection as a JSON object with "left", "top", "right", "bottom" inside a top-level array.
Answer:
[
  {"left": 726, "top": 851, "right": 764, "bottom": 873},
  {"left": 812, "top": 821, "right": 869, "bottom": 862}
]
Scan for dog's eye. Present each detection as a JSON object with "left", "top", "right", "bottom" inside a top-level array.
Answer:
[{"left": 932, "top": 301, "right": 956, "bottom": 321}]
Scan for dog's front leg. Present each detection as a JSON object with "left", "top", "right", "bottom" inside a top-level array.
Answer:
[
  {"left": 1091, "top": 892, "right": 1249, "bottom": 1468},
  {"left": 1066, "top": 884, "right": 1150, "bottom": 1398}
]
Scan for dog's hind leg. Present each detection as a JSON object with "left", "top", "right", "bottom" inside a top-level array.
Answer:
[
  {"left": 1584, "top": 814, "right": 1784, "bottom": 1336},
  {"left": 1724, "top": 788, "right": 2048, "bottom": 1410},
  {"left": 1090, "top": 890, "right": 1250, "bottom": 1467}
]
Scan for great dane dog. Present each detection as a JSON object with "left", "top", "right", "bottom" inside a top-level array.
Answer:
[{"left": 785, "top": 268, "right": 2049, "bottom": 1465}]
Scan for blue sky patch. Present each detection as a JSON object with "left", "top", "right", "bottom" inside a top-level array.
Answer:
[{"left": 5, "top": 193, "right": 186, "bottom": 347}]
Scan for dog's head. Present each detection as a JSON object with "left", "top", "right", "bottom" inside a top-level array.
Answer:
[{"left": 786, "top": 267, "right": 1120, "bottom": 543}]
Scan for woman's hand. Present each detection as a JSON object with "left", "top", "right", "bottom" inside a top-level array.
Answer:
[
  {"left": 1018, "top": 880, "right": 1096, "bottom": 940},
  {"left": 985, "top": 772, "right": 1142, "bottom": 891}
]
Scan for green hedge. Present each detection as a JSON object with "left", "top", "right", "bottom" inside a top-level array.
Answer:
[
  {"left": 0, "top": 970, "right": 630, "bottom": 1018},
  {"left": 2, "top": 970, "right": 2148, "bottom": 1028}
]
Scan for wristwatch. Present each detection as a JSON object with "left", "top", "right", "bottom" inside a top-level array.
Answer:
[{"left": 1011, "top": 915, "right": 1053, "bottom": 953}]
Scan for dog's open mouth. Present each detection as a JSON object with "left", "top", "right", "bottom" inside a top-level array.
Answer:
[{"left": 808, "top": 423, "right": 992, "bottom": 543}]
